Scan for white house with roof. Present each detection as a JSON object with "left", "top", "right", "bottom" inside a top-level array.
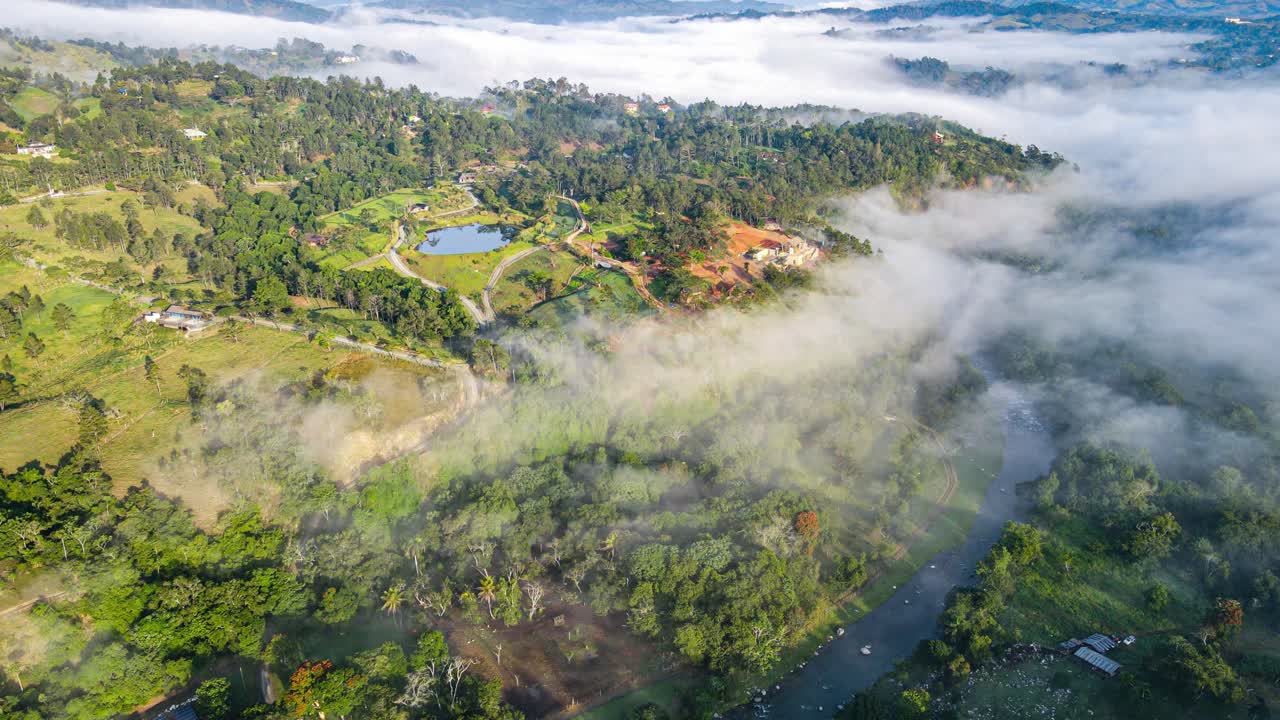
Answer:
[
  {"left": 17, "top": 143, "right": 56, "bottom": 158},
  {"left": 183, "top": 128, "right": 207, "bottom": 140}
]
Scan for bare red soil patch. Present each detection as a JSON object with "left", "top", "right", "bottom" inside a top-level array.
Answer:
[{"left": 687, "top": 222, "right": 795, "bottom": 292}]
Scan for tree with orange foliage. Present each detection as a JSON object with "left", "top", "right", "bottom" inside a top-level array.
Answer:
[
  {"left": 795, "top": 510, "right": 820, "bottom": 555},
  {"left": 1205, "top": 598, "right": 1244, "bottom": 641},
  {"left": 286, "top": 660, "right": 368, "bottom": 719}
]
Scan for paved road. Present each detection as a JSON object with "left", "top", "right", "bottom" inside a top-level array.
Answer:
[
  {"left": 734, "top": 378, "right": 1055, "bottom": 718},
  {"left": 387, "top": 223, "right": 488, "bottom": 326}
]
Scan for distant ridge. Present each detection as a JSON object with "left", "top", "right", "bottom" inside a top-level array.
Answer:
[
  {"left": 47, "top": 0, "right": 331, "bottom": 23},
  {"left": 1004, "top": 0, "right": 1280, "bottom": 19},
  {"left": 370, "top": 0, "right": 784, "bottom": 24}
]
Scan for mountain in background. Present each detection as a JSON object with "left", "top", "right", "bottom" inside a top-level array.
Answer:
[
  {"left": 1005, "top": 0, "right": 1280, "bottom": 19},
  {"left": 368, "top": 0, "right": 783, "bottom": 23},
  {"left": 49, "top": 0, "right": 331, "bottom": 22}
]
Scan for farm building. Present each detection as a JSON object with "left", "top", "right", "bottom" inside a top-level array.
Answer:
[
  {"left": 1073, "top": 647, "right": 1121, "bottom": 677},
  {"left": 747, "top": 239, "right": 785, "bottom": 261},
  {"left": 17, "top": 143, "right": 56, "bottom": 158},
  {"left": 1083, "top": 633, "right": 1119, "bottom": 654},
  {"left": 458, "top": 172, "right": 478, "bottom": 184},
  {"left": 182, "top": 128, "right": 207, "bottom": 140},
  {"left": 656, "top": 104, "right": 672, "bottom": 114},
  {"left": 144, "top": 305, "right": 211, "bottom": 333}
]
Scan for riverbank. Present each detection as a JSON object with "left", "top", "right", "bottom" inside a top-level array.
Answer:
[
  {"left": 738, "top": 381, "right": 1055, "bottom": 717},
  {"left": 580, "top": 416, "right": 1008, "bottom": 720}
]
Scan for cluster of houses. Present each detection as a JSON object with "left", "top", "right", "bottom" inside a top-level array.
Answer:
[
  {"left": 457, "top": 164, "right": 504, "bottom": 185},
  {"left": 745, "top": 236, "right": 821, "bottom": 270},
  {"left": 17, "top": 142, "right": 56, "bottom": 159},
  {"left": 620, "top": 102, "right": 673, "bottom": 116},
  {"left": 142, "top": 305, "right": 212, "bottom": 333},
  {"left": 1058, "top": 632, "right": 1135, "bottom": 677}
]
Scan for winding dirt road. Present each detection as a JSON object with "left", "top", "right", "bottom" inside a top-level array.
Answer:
[
  {"left": 386, "top": 223, "right": 488, "bottom": 326},
  {"left": 555, "top": 195, "right": 667, "bottom": 312}
]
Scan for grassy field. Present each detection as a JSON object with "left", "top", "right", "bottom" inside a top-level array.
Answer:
[
  {"left": 321, "top": 187, "right": 472, "bottom": 229},
  {"left": 73, "top": 97, "right": 102, "bottom": 122},
  {"left": 403, "top": 239, "right": 536, "bottom": 301},
  {"left": 9, "top": 87, "right": 59, "bottom": 121},
  {"left": 528, "top": 269, "right": 652, "bottom": 325},
  {"left": 998, "top": 515, "right": 1204, "bottom": 644},
  {"left": 0, "top": 261, "right": 457, "bottom": 525},
  {"left": 0, "top": 189, "right": 206, "bottom": 285},
  {"left": 488, "top": 248, "right": 587, "bottom": 316},
  {"left": 0, "top": 40, "right": 115, "bottom": 84}
]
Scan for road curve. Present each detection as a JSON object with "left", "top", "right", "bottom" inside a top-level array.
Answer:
[
  {"left": 387, "top": 223, "right": 488, "bottom": 326},
  {"left": 555, "top": 195, "right": 667, "bottom": 313},
  {"left": 480, "top": 244, "right": 544, "bottom": 322}
]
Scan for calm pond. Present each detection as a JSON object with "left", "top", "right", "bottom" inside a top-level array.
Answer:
[{"left": 416, "top": 224, "right": 511, "bottom": 255}]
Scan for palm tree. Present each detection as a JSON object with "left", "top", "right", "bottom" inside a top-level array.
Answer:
[
  {"left": 382, "top": 582, "right": 406, "bottom": 627},
  {"left": 477, "top": 570, "right": 498, "bottom": 620}
]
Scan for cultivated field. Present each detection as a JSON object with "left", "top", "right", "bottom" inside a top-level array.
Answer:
[{"left": 487, "top": 248, "right": 586, "bottom": 316}]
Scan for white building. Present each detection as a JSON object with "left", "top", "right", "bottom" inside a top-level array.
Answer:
[
  {"left": 334, "top": 55, "right": 361, "bottom": 65},
  {"left": 17, "top": 143, "right": 56, "bottom": 159},
  {"left": 183, "top": 128, "right": 207, "bottom": 140}
]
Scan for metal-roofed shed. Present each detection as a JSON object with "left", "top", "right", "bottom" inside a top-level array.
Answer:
[
  {"left": 1083, "top": 633, "right": 1118, "bottom": 654},
  {"left": 1074, "top": 647, "right": 1121, "bottom": 676}
]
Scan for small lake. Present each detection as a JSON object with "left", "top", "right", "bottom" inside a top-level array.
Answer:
[{"left": 416, "top": 224, "right": 511, "bottom": 255}]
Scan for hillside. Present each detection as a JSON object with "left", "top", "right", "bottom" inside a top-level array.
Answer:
[
  {"left": 0, "top": 31, "right": 118, "bottom": 83},
  {"left": 371, "top": 0, "right": 782, "bottom": 23},
  {"left": 1008, "top": 0, "right": 1280, "bottom": 18},
  {"left": 48, "top": 0, "right": 331, "bottom": 22}
]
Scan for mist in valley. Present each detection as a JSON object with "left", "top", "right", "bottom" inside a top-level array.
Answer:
[{"left": 4, "top": 2, "right": 1279, "bottom": 715}]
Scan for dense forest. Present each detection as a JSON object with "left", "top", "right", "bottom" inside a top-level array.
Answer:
[{"left": 0, "top": 34, "right": 1066, "bottom": 720}]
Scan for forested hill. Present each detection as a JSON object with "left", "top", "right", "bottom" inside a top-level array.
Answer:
[
  {"left": 0, "top": 55, "right": 1058, "bottom": 316},
  {"left": 369, "top": 0, "right": 782, "bottom": 23},
  {"left": 49, "top": 0, "right": 331, "bottom": 22},
  {"left": 694, "top": 0, "right": 1280, "bottom": 72},
  {"left": 1007, "top": 0, "right": 1280, "bottom": 19}
]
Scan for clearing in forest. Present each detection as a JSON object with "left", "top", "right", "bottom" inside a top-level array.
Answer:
[
  {"left": 442, "top": 596, "right": 672, "bottom": 719},
  {"left": 686, "top": 222, "right": 799, "bottom": 291}
]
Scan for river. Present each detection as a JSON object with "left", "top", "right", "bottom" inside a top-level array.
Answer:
[{"left": 735, "top": 377, "right": 1056, "bottom": 718}]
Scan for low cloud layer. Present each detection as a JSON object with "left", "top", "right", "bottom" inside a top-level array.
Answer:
[{"left": 13, "top": 0, "right": 1280, "bottom": 474}]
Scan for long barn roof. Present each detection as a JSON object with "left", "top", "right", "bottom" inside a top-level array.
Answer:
[{"left": 1074, "top": 647, "right": 1121, "bottom": 675}]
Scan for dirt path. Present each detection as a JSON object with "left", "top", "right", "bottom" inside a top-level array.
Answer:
[
  {"left": 387, "top": 223, "right": 488, "bottom": 326},
  {"left": 0, "top": 591, "right": 67, "bottom": 617},
  {"left": 556, "top": 195, "right": 667, "bottom": 313},
  {"left": 18, "top": 188, "right": 108, "bottom": 204},
  {"left": 343, "top": 253, "right": 388, "bottom": 271},
  {"left": 480, "top": 244, "right": 544, "bottom": 322}
]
